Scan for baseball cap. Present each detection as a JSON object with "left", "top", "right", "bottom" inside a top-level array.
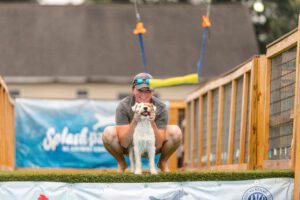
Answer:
[{"left": 132, "top": 72, "right": 153, "bottom": 90}]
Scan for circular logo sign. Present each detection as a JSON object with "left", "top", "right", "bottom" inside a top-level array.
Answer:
[{"left": 242, "top": 186, "right": 273, "bottom": 200}]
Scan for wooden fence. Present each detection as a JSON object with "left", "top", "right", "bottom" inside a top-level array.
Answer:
[
  {"left": 0, "top": 76, "right": 15, "bottom": 171},
  {"left": 184, "top": 57, "right": 259, "bottom": 170},
  {"left": 265, "top": 26, "right": 300, "bottom": 200},
  {"left": 184, "top": 16, "right": 300, "bottom": 200}
]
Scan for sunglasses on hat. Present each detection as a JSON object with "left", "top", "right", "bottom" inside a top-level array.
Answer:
[{"left": 134, "top": 78, "right": 150, "bottom": 85}]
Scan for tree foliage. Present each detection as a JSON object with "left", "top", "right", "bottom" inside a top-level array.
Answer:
[{"left": 251, "top": 0, "right": 300, "bottom": 52}]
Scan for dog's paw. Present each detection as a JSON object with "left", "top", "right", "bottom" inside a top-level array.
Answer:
[
  {"left": 150, "top": 169, "right": 157, "bottom": 175},
  {"left": 130, "top": 167, "right": 135, "bottom": 173},
  {"left": 134, "top": 169, "right": 142, "bottom": 175}
]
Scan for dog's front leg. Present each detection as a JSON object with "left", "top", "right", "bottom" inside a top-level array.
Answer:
[
  {"left": 129, "top": 146, "right": 135, "bottom": 173},
  {"left": 148, "top": 145, "right": 157, "bottom": 174},
  {"left": 133, "top": 145, "right": 142, "bottom": 174}
]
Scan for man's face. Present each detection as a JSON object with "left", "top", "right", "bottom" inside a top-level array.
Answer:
[{"left": 132, "top": 88, "right": 154, "bottom": 103}]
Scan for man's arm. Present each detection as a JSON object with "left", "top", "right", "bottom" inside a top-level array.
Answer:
[
  {"left": 116, "top": 110, "right": 142, "bottom": 148},
  {"left": 117, "top": 111, "right": 166, "bottom": 149},
  {"left": 115, "top": 101, "right": 139, "bottom": 148},
  {"left": 149, "top": 108, "right": 167, "bottom": 149},
  {"left": 116, "top": 120, "right": 137, "bottom": 148},
  {"left": 151, "top": 122, "right": 166, "bottom": 149}
]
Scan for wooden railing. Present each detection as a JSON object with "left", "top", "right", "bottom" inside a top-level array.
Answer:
[
  {"left": 262, "top": 29, "right": 298, "bottom": 170},
  {"left": 256, "top": 26, "right": 300, "bottom": 200},
  {"left": 184, "top": 57, "right": 262, "bottom": 171},
  {"left": 184, "top": 16, "right": 300, "bottom": 200},
  {"left": 0, "top": 76, "right": 15, "bottom": 171}
]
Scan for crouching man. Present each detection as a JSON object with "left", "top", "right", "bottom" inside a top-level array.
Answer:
[{"left": 102, "top": 72, "right": 182, "bottom": 172}]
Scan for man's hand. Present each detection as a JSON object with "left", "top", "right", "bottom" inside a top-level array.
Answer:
[
  {"left": 133, "top": 112, "right": 141, "bottom": 122},
  {"left": 150, "top": 110, "right": 156, "bottom": 123}
]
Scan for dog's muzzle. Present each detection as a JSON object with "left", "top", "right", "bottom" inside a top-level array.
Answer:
[
  {"left": 141, "top": 107, "right": 150, "bottom": 116},
  {"left": 141, "top": 111, "right": 150, "bottom": 116}
]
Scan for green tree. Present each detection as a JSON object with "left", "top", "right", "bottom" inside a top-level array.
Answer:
[{"left": 250, "top": 0, "right": 300, "bottom": 52}]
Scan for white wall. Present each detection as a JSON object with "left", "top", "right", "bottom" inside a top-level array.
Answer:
[{"left": 7, "top": 83, "right": 200, "bottom": 101}]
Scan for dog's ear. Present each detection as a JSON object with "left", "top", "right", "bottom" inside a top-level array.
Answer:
[
  {"left": 132, "top": 103, "right": 138, "bottom": 112},
  {"left": 152, "top": 105, "right": 157, "bottom": 112}
]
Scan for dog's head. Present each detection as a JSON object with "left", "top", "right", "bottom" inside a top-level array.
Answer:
[{"left": 132, "top": 103, "right": 156, "bottom": 117}]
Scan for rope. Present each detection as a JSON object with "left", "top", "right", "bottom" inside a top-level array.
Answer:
[
  {"left": 133, "top": 0, "right": 148, "bottom": 73},
  {"left": 197, "top": 27, "right": 209, "bottom": 79},
  {"left": 197, "top": 0, "right": 212, "bottom": 80},
  {"left": 138, "top": 33, "right": 148, "bottom": 72},
  {"left": 134, "top": 0, "right": 141, "bottom": 21},
  {"left": 206, "top": 0, "right": 211, "bottom": 17}
]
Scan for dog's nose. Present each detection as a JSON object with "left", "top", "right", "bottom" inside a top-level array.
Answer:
[{"left": 143, "top": 107, "right": 148, "bottom": 111}]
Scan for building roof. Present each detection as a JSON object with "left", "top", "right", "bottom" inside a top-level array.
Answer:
[{"left": 0, "top": 3, "right": 258, "bottom": 84}]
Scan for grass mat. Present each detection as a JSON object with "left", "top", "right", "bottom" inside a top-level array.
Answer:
[{"left": 0, "top": 170, "right": 294, "bottom": 183}]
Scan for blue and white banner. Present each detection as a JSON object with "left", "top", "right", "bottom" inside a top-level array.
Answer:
[
  {"left": 15, "top": 98, "right": 118, "bottom": 168},
  {"left": 0, "top": 178, "right": 294, "bottom": 200}
]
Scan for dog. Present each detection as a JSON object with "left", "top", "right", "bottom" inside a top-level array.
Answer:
[{"left": 129, "top": 102, "right": 157, "bottom": 175}]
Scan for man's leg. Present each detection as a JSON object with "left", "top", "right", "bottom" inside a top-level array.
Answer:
[
  {"left": 158, "top": 125, "right": 182, "bottom": 172},
  {"left": 102, "top": 126, "right": 127, "bottom": 172}
]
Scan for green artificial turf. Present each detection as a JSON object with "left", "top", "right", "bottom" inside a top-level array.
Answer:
[{"left": 0, "top": 169, "right": 294, "bottom": 183}]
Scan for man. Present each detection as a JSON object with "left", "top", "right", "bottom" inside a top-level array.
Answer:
[{"left": 102, "top": 72, "right": 182, "bottom": 172}]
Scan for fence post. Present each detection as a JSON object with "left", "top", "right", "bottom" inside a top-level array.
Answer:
[
  {"left": 0, "top": 77, "right": 15, "bottom": 171},
  {"left": 216, "top": 86, "right": 224, "bottom": 165},
  {"left": 0, "top": 87, "right": 4, "bottom": 169},
  {"left": 183, "top": 102, "right": 190, "bottom": 167},
  {"left": 255, "top": 55, "right": 268, "bottom": 169},
  {"left": 228, "top": 80, "right": 237, "bottom": 164},
  {"left": 10, "top": 102, "right": 15, "bottom": 169},
  {"left": 198, "top": 96, "right": 203, "bottom": 168},
  {"left": 293, "top": 16, "right": 300, "bottom": 200},
  {"left": 190, "top": 100, "right": 195, "bottom": 168},
  {"left": 248, "top": 57, "right": 259, "bottom": 170},
  {"left": 239, "top": 73, "right": 249, "bottom": 164},
  {"left": 207, "top": 91, "right": 213, "bottom": 166}
]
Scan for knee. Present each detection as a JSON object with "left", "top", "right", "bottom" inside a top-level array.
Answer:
[
  {"left": 167, "top": 125, "right": 182, "bottom": 144},
  {"left": 102, "top": 126, "right": 117, "bottom": 144}
]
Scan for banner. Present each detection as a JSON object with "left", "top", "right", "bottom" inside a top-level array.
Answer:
[
  {"left": 15, "top": 98, "right": 118, "bottom": 168},
  {"left": 0, "top": 178, "right": 294, "bottom": 200}
]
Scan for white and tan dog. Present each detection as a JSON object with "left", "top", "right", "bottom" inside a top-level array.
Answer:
[{"left": 129, "top": 102, "right": 157, "bottom": 175}]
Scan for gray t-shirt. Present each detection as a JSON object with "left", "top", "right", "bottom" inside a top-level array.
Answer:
[{"left": 115, "top": 94, "right": 168, "bottom": 129}]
